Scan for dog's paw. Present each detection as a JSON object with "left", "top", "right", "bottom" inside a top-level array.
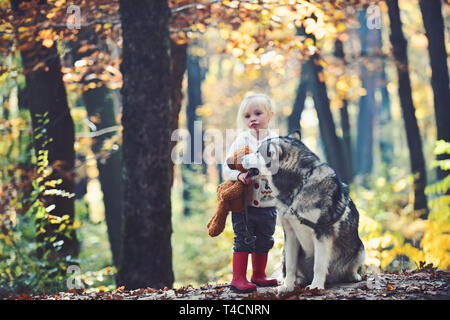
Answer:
[
  {"left": 352, "top": 273, "right": 362, "bottom": 282},
  {"left": 277, "top": 283, "right": 295, "bottom": 295},
  {"left": 306, "top": 283, "right": 325, "bottom": 290}
]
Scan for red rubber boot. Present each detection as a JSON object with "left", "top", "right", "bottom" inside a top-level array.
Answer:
[
  {"left": 251, "top": 253, "right": 278, "bottom": 287},
  {"left": 230, "top": 252, "right": 257, "bottom": 293}
]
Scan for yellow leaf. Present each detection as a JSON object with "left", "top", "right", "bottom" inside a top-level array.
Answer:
[
  {"left": 42, "top": 38, "right": 54, "bottom": 48},
  {"left": 72, "top": 220, "right": 81, "bottom": 229},
  {"left": 46, "top": 12, "right": 56, "bottom": 19},
  {"left": 32, "top": 62, "right": 45, "bottom": 72},
  {"left": 47, "top": 214, "right": 61, "bottom": 224},
  {"left": 304, "top": 38, "right": 314, "bottom": 48},
  {"left": 336, "top": 22, "right": 346, "bottom": 33},
  {"left": 54, "top": 0, "right": 66, "bottom": 7}
]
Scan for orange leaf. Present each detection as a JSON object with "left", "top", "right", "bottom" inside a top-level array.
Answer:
[
  {"left": 318, "top": 71, "right": 325, "bottom": 83},
  {"left": 385, "top": 283, "right": 395, "bottom": 291},
  {"left": 42, "top": 39, "right": 54, "bottom": 48}
]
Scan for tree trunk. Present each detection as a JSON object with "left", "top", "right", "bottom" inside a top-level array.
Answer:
[
  {"left": 183, "top": 50, "right": 205, "bottom": 216},
  {"left": 118, "top": 0, "right": 174, "bottom": 289},
  {"left": 378, "top": 67, "right": 394, "bottom": 172},
  {"left": 287, "top": 61, "right": 309, "bottom": 134},
  {"left": 340, "top": 100, "right": 353, "bottom": 183},
  {"left": 169, "top": 41, "right": 187, "bottom": 187},
  {"left": 295, "top": 22, "right": 350, "bottom": 183},
  {"left": 386, "top": 0, "right": 428, "bottom": 217},
  {"left": 356, "top": 10, "right": 379, "bottom": 179},
  {"left": 186, "top": 51, "right": 204, "bottom": 166},
  {"left": 12, "top": 0, "right": 79, "bottom": 259},
  {"left": 306, "top": 54, "right": 350, "bottom": 184},
  {"left": 82, "top": 85, "right": 123, "bottom": 270},
  {"left": 69, "top": 29, "right": 124, "bottom": 271},
  {"left": 419, "top": 0, "right": 450, "bottom": 182},
  {"left": 334, "top": 38, "right": 354, "bottom": 182}
]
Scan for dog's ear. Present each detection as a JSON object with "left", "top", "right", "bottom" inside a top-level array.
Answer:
[
  {"left": 287, "top": 130, "right": 301, "bottom": 141},
  {"left": 267, "top": 140, "right": 283, "bottom": 159},
  {"left": 275, "top": 142, "right": 283, "bottom": 159}
]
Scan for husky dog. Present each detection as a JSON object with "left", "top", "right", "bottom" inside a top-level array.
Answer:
[{"left": 242, "top": 131, "right": 365, "bottom": 292}]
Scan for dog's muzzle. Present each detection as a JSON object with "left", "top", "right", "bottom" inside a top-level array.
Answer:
[
  {"left": 242, "top": 153, "right": 266, "bottom": 177},
  {"left": 246, "top": 168, "right": 260, "bottom": 178}
]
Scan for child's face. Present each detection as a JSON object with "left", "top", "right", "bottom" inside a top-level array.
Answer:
[{"left": 243, "top": 104, "right": 272, "bottom": 132}]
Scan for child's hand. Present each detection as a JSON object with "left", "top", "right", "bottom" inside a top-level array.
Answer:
[{"left": 238, "top": 171, "right": 253, "bottom": 184}]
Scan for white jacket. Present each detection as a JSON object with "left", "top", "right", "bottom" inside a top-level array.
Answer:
[{"left": 222, "top": 129, "right": 278, "bottom": 208}]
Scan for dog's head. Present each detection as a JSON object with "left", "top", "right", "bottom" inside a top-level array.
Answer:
[{"left": 242, "top": 130, "right": 302, "bottom": 178}]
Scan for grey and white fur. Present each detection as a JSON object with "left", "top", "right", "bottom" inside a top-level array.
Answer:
[{"left": 242, "top": 131, "right": 365, "bottom": 292}]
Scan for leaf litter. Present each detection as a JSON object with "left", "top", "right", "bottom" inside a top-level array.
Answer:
[{"left": 4, "top": 263, "right": 450, "bottom": 300}]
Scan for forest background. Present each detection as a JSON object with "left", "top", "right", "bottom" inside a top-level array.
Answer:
[{"left": 0, "top": 0, "right": 449, "bottom": 295}]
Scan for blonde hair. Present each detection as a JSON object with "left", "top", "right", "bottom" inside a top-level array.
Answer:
[{"left": 236, "top": 93, "right": 274, "bottom": 130}]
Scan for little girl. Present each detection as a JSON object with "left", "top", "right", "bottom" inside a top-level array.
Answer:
[{"left": 223, "top": 93, "right": 279, "bottom": 293}]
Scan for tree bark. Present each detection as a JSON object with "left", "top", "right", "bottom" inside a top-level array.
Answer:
[
  {"left": 418, "top": 0, "right": 450, "bottom": 181},
  {"left": 118, "top": 0, "right": 174, "bottom": 289},
  {"left": 378, "top": 67, "right": 394, "bottom": 172},
  {"left": 287, "top": 61, "right": 309, "bottom": 134},
  {"left": 183, "top": 49, "right": 206, "bottom": 216},
  {"left": 82, "top": 85, "right": 123, "bottom": 270},
  {"left": 12, "top": 0, "right": 79, "bottom": 259},
  {"left": 169, "top": 41, "right": 187, "bottom": 187},
  {"left": 386, "top": 0, "right": 428, "bottom": 217},
  {"left": 356, "top": 10, "right": 379, "bottom": 179},
  {"left": 186, "top": 50, "right": 205, "bottom": 169},
  {"left": 334, "top": 38, "right": 354, "bottom": 182}
]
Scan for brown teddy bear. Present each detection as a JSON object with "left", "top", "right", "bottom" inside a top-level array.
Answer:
[{"left": 207, "top": 146, "right": 252, "bottom": 237}]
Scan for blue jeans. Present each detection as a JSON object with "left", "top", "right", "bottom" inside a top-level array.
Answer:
[{"left": 232, "top": 206, "right": 277, "bottom": 254}]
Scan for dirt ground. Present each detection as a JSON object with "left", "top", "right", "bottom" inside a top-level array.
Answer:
[{"left": 6, "top": 263, "right": 450, "bottom": 300}]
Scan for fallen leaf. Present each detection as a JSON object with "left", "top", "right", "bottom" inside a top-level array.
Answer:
[
  {"left": 406, "top": 286, "right": 420, "bottom": 293},
  {"left": 42, "top": 38, "right": 54, "bottom": 48},
  {"left": 385, "top": 283, "right": 395, "bottom": 291}
]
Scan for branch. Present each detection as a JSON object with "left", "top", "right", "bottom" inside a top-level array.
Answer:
[
  {"left": 170, "top": 0, "right": 223, "bottom": 14},
  {"left": 75, "top": 125, "right": 120, "bottom": 139},
  {"left": 170, "top": 0, "right": 266, "bottom": 14}
]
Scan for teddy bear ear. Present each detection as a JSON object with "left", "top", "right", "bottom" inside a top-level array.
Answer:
[
  {"left": 234, "top": 164, "right": 247, "bottom": 172},
  {"left": 226, "top": 156, "right": 236, "bottom": 170}
]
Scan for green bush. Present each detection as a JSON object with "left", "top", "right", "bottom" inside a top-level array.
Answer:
[
  {"left": 0, "top": 113, "right": 78, "bottom": 296},
  {"left": 354, "top": 140, "right": 450, "bottom": 271}
]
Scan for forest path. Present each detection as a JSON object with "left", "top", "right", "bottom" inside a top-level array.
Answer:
[{"left": 7, "top": 264, "right": 450, "bottom": 300}]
